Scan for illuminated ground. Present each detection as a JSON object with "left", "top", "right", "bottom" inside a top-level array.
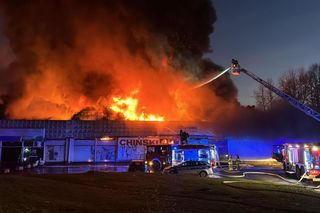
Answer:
[{"left": 0, "top": 172, "right": 320, "bottom": 212}]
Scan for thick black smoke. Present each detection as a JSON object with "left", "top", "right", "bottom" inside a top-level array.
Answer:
[
  {"left": 0, "top": 0, "right": 318, "bottom": 140},
  {"left": 0, "top": 0, "right": 237, "bottom": 119}
]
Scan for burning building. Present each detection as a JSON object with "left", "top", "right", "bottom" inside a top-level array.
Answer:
[
  {"left": 0, "top": 0, "right": 242, "bottom": 174},
  {"left": 2, "top": 1, "right": 306, "bottom": 165},
  {"left": 0, "top": 1, "right": 233, "bottom": 167},
  {"left": 0, "top": 0, "right": 238, "bottom": 122},
  {"left": 0, "top": 120, "right": 227, "bottom": 165}
]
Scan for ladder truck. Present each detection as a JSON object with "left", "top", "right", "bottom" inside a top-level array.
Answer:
[
  {"left": 145, "top": 144, "right": 219, "bottom": 173},
  {"left": 218, "top": 59, "right": 320, "bottom": 180}
]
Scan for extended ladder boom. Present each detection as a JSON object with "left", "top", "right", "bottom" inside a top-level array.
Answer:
[
  {"left": 241, "top": 68, "right": 320, "bottom": 122},
  {"left": 196, "top": 59, "right": 320, "bottom": 122}
]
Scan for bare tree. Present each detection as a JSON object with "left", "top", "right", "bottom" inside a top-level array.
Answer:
[
  {"left": 307, "top": 64, "right": 320, "bottom": 111},
  {"left": 254, "top": 79, "right": 276, "bottom": 111},
  {"left": 296, "top": 68, "right": 311, "bottom": 104},
  {"left": 279, "top": 70, "right": 299, "bottom": 100},
  {"left": 254, "top": 63, "right": 320, "bottom": 112},
  {"left": 277, "top": 63, "right": 320, "bottom": 111}
]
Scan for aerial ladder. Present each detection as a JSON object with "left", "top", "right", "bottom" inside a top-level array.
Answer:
[{"left": 225, "top": 59, "right": 320, "bottom": 122}]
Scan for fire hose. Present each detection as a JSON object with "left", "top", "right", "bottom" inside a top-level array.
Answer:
[
  {"left": 217, "top": 171, "right": 320, "bottom": 191},
  {"left": 218, "top": 171, "right": 306, "bottom": 184}
]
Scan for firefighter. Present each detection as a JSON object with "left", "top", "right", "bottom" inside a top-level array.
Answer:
[
  {"left": 236, "top": 154, "right": 241, "bottom": 170},
  {"left": 228, "top": 155, "right": 233, "bottom": 171},
  {"left": 231, "top": 58, "right": 238, "bottom": 66},
  {"left": 179, "top": 130, "right": 189, "bottom": 145},
  {"left": 231, "top": 59, "right": 241, "bottom": 75}
]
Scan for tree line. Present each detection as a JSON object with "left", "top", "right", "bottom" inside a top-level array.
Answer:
[{"left": 254, "top": 63, "right": 320, "bottom": 112}]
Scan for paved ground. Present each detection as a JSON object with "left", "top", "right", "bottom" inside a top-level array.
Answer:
[
  {"left": 214, "top": 161, "right": 320, "bottom": 188},
  {"left": 23, "top": 161, "right": 318, "bottom": 187},
  {"left": 11, "top": 160, "right": 318, "bottom": 192}
]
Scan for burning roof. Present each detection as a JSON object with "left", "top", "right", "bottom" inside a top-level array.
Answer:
[{"left": 0, "top": 0, "right": 237, "bottom": 121}]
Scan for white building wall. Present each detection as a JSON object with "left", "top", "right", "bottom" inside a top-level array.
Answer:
[
  {"left": 44, "top": 140, "right": 66, "bottom": 162},
  {"left": 68, "top": 138, "right": 75, "bottom": 163},
  {"left": 96, "top": 140, "right": 116, "bottom": 162},
  {"left": 73, "top": 140, "right": 95, "bottom": 162}
]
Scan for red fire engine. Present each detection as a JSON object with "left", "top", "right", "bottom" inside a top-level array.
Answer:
[
  {"left": 282, "top": 143, "right": 320, "bottom": 181},
  {"left": 145, "top": 144, "right": 219, "bottom": 173}
]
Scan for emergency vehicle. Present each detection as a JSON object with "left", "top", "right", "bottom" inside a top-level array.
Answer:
[
  {"left": 272, "top": 145, "right": 284, "bottom": 162},
  {"left": 282, "top": 143, "right": 320, "bottom": 181},
  {"left": 145, "top": 144, "right": 219, "bottom": 172}
]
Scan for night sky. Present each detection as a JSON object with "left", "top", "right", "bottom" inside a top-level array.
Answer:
[{"left": 210, "top": 0, "right": 320, "bottom": 105}]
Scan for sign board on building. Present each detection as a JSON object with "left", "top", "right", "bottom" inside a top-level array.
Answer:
[{"left": 117, "top": 137, "right": 161, "bottom": 161}]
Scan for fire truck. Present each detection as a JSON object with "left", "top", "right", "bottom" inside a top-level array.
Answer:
[
  {"left": 282, "top": 143, "right": 320, "bottom": 181},
  {"left": 215, "top": 60, "right": 320, "bottom": 181},
  {"left": 145, "top": 144, "right": 219, "bottom": 172}
]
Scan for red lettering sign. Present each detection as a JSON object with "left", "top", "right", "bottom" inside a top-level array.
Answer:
[{"left": 118, "top": 138, "right": 160, "bottom": 146}]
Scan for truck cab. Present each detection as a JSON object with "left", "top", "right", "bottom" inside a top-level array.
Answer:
[
  {"left": 272, "top": 145, "right": 284, "bottom": 162},
  {"left": 145, "top": 144, "right": 219, "bottom": 173},
  {"left": 146, "top": 145, "right": 172, "bottom": 172}
]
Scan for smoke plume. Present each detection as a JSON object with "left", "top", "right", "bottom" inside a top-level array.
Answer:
[{"left": 0, "top": 0, "right": 237, "bottom": 120}]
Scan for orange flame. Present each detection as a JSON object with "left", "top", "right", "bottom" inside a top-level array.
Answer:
[{"left": 109, "top": 91, "right": 164, "bottom": 121}]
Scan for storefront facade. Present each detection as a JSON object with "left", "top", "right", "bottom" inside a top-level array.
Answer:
[{"left": 0, "top": 120, "right": 225, "bottom": 164}]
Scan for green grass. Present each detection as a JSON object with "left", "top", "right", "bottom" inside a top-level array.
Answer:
[{"left": 0, "top": 172, "right": 320, "bottom": 212}]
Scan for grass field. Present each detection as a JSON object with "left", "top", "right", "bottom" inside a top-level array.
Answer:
[{"left": 0, "top": 172, "right": 320, "bottom": 212}]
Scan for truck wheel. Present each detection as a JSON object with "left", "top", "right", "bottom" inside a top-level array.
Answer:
[
  {"left": 296, "top": 166, "right": 301, "bottom": 179},
  {"left": 151, "top": 159, "right": 162, "bottom": 171},
  {"left": 199, "top": 171, "right": 207, "bottom": 177},
  {"left": 169, "top": 169, "right": 177, "bottom": 174},
  {"left": 300, "top": 167, "right": 305, "bottom": 180}
]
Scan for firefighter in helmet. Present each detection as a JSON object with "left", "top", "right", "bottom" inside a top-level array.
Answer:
[
  {"left": 231, "top": 58, "right": 239, "bottom": 66},
  {"left": 231, "top": 59, "right": 241, "bottom": 75},
  {"left": 236, "top": 154, "right": 241, "bottom": 170},
  {"left": 228, "top": 155, "right": 233, "bottom": 171}
]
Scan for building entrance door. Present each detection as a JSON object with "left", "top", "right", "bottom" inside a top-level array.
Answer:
[{"left": 1, "top": 141, "right": 22, "bottom": 169}]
